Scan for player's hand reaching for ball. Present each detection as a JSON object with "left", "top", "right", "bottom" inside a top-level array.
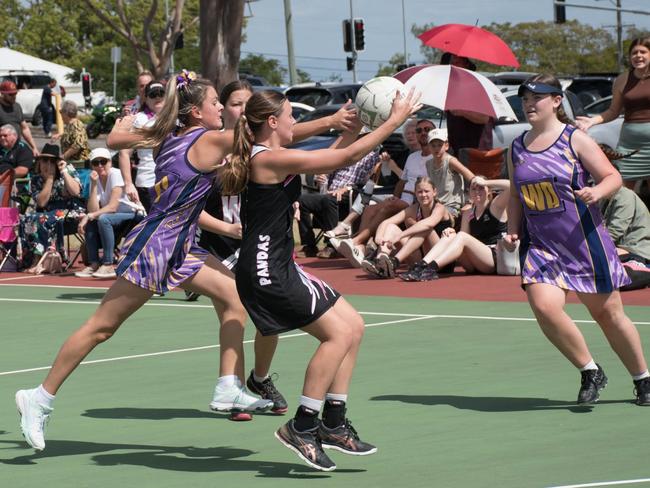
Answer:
[{"left": 389, "top": 88, "right": 422, "bottom": 125}]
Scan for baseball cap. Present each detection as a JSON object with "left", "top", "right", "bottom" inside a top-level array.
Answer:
[
  {"left": 427, "top": 128, "right": 448, "bottom": 143},
  {"left": 89, "top": 147, "right": 112, "bottom": 162},
  {"left": 517, "top": 81, "right": 563, "bottom": 97},
  {"left": 0, "top": 80, "right": 18, "bottom": 95}
]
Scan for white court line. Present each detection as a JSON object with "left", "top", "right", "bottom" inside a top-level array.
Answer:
[
  {"left": 0, "top": 275, "right": 45, "bottom": 282},
  {"left": 433, "top": 314, "right": 650, "bottom": 326},
  {"left": 0, "top": 314, "right": 435, "bottom": 377},
  {"left": 0, "top": 282, "right": 109, "bottom": 289},
  {"left": 547, "top": 478, "right": 650, "bottom": 488}
]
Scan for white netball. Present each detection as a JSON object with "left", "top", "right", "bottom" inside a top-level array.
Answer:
[{"left": 355, "top": 76, "right": 406, "bottom": 130}]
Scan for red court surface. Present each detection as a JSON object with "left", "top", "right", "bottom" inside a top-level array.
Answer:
[{"left": 1, "top": 257, "right": 648, "bottom": 306}]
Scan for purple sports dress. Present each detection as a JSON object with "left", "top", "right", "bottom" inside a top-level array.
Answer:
[
  {"left": 117, "top": 128, "right": 214, "bottom": 293},
  {"left": 511, "top": 125, "right": 630, "bottom": 293}
]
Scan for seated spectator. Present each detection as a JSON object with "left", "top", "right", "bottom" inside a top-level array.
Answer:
[
  {"left": 75, "top": 148, "right": 143, "bottom": 279},
  {"left": 21, "top": 143, "right": 83, "bottom": 270},
  {"left": 600, "top": 185, "right": 650, "bottom": 263},
  {"left": 52, "top": 100, "right": 91, "bottom": 162},
  {"left": 0, "top": 124, "right": 33, "bottom": 206},
  {"left": 362, "top": 176, "right": 452, "bottom": 278},
  {"left": 400, "top": 175, "right": 510, "bottom": 281},
  {"left": 425, "top": 128, "right": 475, "bottom": 219},
  {"left": 331, "top": 119, "right": 437, "bottom": 266},
  {"left": 298, "top": 148, "right": 382, "bottom": 257}
]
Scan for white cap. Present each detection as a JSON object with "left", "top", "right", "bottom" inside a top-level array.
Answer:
[
  {"left": 89, "top": 147, "right": 112, "bottom": 161},
  {"left": 427, "top": 128, "right": 448, "bottom": 143}
]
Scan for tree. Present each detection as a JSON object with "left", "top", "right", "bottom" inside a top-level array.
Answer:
[
  {"left": 200, "top": 0, "right": 245, "bottom": 90},
  {"left": 81, "top": 0, "right": 199, "bottom": 79},
  {"left": 376, "top": 53, "right": 407, "bottom": 77}
]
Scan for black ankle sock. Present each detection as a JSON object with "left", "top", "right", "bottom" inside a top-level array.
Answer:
[
  {"left": 429, "top": 261, "right": 439, "bottom": 271},
  {"left": 322, "top": 400, "right": 346, "bottom": 429},
  {"left": 293, "top": 405, "right": 319, "bottom": 431}
]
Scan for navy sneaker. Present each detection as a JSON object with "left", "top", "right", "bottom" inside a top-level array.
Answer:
[
  {"left": 577, "top": 364, "right": 607, "bottom": 404},
  {"left": 246, "top": 371, "right": 288, "bottom": 414},
  {"left": 275, "top": 420, "right": 336, "bottom": 471}
]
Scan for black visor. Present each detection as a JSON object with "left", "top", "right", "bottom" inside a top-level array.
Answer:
[{"left": 518, "top": 82, "right": 563, "bottom": 97}]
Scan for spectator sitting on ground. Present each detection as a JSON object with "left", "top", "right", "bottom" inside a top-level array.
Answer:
[
  {"left": 51, "top": 100, "right": 90, "bottom": 162},
  {"left": 21, "top": 143, "right": 83, "bottom": 270},
  {"left": 0, "top": 124, "right": 33, "bottom": 205},
  {"left": 331, "top": 118, "right": 436, "bottom": 267},
  {"left": 399, "top": 175, "right": 510, "bottom": 281},
  {"left": 0, "top": 80, "right": 39, "bottom": 155},
  {"left": 600, "top": 184, "right": 650, "bottom": 264},
  {"left": 362, "top": 176, "right": 452, "bottom": 278},
  {"left": 75, "top": 148, "right": 144, "bottom": 279}
]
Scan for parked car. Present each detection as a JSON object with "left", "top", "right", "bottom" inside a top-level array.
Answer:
[
  {"left": 584, "top": 95, "right": 613, "bottom": 117},
  {"left": 285, "top": 82, "right": 362, "bottom": 109},
  {"left": 564, "top": 75, "right": 615, "bottom": 107},
  {"left": 0, "top": 69, "right": 52, "bottom": 125}
]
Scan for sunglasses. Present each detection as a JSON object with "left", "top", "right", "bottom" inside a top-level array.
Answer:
[
  {"left": 415, "top": 127, "right": 434, "bottom": 134},
  {"left": 147, "top": 89, "right": 165, "bottom": 98},
  {"left": 91, "top": 158, "right": 109, "bottom": 166}
]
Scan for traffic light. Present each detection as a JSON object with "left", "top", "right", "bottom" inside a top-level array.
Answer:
[
  {"left": 554, "top": 0, "right": 566, "bottom": 24},
  {"left": 81, "top": 72, "right": 91, "bottom": 98},
  {"left": 354, "top": 18, "right": 365, "bottom": 52},
  {"left": 346, "top": 56, "right": 355, "bottom": 71},
  {"left": 342, "top": 19, "right": 353, "bottom": 52}
]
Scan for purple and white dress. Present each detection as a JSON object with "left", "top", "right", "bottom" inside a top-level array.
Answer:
[
  {"left": 117, "top": 128, "right": 214, "bottom": 293},
  {"left": 510, "top": 125, "right": 630, "bottom": 293}
]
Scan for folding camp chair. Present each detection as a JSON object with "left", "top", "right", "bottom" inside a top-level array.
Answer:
[{"left": 0, "top": 207, "right": 20, "bottom": 272}]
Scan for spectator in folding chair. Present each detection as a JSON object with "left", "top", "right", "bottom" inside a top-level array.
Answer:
[
  {"left": 20, "top": 143, "right": 83, "bottom": 271},
  {"left": 75, "top": 148, "right": 144, "bottom": 279},
  {"left": 0, "top": 124, "right": 33, "bottom": 207}
]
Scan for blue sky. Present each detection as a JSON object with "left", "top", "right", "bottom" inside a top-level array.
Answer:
[{"left": 241, "top": 0, "right": 650, "bottom": 84}]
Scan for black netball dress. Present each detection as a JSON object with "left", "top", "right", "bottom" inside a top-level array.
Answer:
[{"left": 236, "top": 146, "right": 341, "bottom": 336}]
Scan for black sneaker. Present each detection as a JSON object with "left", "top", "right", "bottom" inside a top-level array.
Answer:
[
  {"left": 184, "top": 290, "right": 200, "bottom": 302},
  {"left": 577, "top": 364, "right": 608, "bottom": 404},
  {"left": 319, "top": 419, "right": 377, "bottom": 456},
  {"left": 633, "top": 377, "right": 650, "bottom": 406},
  {"left": 246, "top": 371, "right": 288, "bottom": 414},
  {"left": 275, "top": 420, "right": 336, "bottom": 471},
  {"left": 398, "top": 260, "right": 427, "bottom": 281},
  {"left": 416, "top": 263, "right": 439, "bottom": 281}
]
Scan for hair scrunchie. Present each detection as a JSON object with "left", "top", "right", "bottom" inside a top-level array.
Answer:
[{"left": 176, "top": 69, "right": 196, "bottom": 91}]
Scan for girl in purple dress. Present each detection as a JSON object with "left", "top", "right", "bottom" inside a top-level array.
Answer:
[{"left": 504, "top": 73, "right": 650, "bottom": 406}]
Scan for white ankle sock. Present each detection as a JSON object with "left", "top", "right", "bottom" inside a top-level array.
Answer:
[
  {"left": 217, "top": 375, "right": 239, "bottom": 388},
  {"left": 633, "top": 371, "right": 650, "bottom": 381},
  {"left": 579, "top": 360, "right": 598, "bottom": 371},
  {"left": 300, "top": 395, "right": 323, "bottom": 412},
  {"left": 253, "top": 371, "right": 268, "bottom": 383},
  {"left": 325, "top": 392, "right": 348, "bottom": 403},
  {"left": 35, "top": 384, "right": 55, "bottom": 408}
]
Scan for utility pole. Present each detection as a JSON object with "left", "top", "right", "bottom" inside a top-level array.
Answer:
[
  {"left": 616, "top": 0, "right": 623, "bottom": 72},
  {"left": 283, "top": 0, "right": 298, "bottom": 85},
  {"left": 349, "top": 0, "right": 357, "bottom": 83}
]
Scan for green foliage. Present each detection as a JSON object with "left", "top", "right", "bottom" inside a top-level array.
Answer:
[
  {"left": 376, "top": 53, "right": 407, "bottom": 77},
  {"left": 239, "top": 54, "right": 286, "bottom": 85}
]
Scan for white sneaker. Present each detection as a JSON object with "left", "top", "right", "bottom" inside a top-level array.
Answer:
[
  {"left": 15, "top": 389, "right": 52, "bottom": 451},
  {"left": 74, "top": 265, "right": 99, "bottom": 278},
  {"left": 337, "top": 238, "right": 364, "bottom": 268},
  {"left": 92, "top": 264, "right": 116, "bottom": 279},
  {"left": 324, "top": 222, "right": 351, "bottom": 239},
  {"left": 209, "top": 384, "right": 273, "bottom": 413}
]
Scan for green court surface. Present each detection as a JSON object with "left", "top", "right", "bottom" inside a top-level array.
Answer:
[{"left": 1, "top": 284, "right": 650, "bottom": 488}]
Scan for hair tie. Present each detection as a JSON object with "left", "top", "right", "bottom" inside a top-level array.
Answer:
[
  {"left": 176, "top": 69, "right": 196, "bottom": 91},
  {"left": 241, "top": 114, "right": 247, "bottom": 122}
]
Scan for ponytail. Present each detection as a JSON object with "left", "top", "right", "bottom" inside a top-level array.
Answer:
[
  {"left": 556, "top": 105, "right": 575, "bottom": 126},
  {"left": 221, "top": 115, "right": 254, "bottom": 195}
]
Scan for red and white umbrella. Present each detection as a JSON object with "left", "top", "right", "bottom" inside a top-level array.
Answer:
[{"left": 394, "top": 64, "right": 518, "bottom": 121}]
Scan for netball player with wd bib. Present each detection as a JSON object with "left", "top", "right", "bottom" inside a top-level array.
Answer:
[
  {"left": 503, "top": 74, "right": 650, "bottom": 406},
  {"left": 221, "top": 89, "right": 420, "bottom": 471}
]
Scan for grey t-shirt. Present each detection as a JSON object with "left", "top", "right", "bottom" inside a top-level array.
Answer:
[
  {"left": 0, "top": 102, "right": 24, "bottom": 137},
  {"left": 426, "top": 154, "right": 464, "bottom": 217}
]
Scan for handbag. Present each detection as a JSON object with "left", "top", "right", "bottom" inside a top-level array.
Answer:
[
  {"left": 495, "top": 238, "right": 520, "bottom": 276},
  {"left": 30, "top": 247, "right": 63, "bottom": 275}
]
